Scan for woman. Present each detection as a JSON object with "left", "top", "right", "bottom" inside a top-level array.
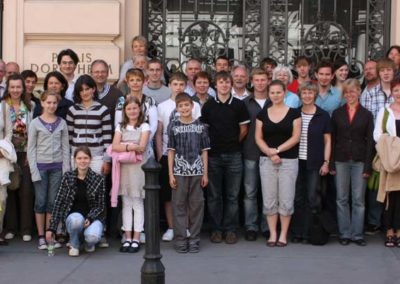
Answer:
[
  {"left": 332, "top": 60, "right": 349, "bottom": 92},
  {"left": 291, "top": 82, "right": 331, "bottom": 243},
  {"left": 387, "top": 45, "right": 400, "bottom": 80},
  {"left": 255, "top": 80, "right": 301, "bottom": 247},
  {"left": 45, "top": 146, "right": 105, "bottom": 257},
  {"left": 373, "top": 79, "right": 400, "bottom": 247},
  {"left": 27, "top": 91, "right": 70, "bottom": 250},
  {"left": 272, "top": 65, "right": 300, "bottom": 108},
  {"left": 0, "top": 91, "right": 12, "bottom": 245},
  {"left": 66, "top": 74, "right": 112, "bottom": 175},
  {"left": 41, "top": 71, "right": 73, "bottom": 119},
  {"left": 330, "top": 78, "right": 374, "bottom": 246},
  {"left": 3, "top": 74, "right": 35, "bottom": 242}
]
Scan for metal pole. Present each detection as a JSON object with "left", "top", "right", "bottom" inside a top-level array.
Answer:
[{"left": 141, "top": 157, "right": 165, "bottom": 284}]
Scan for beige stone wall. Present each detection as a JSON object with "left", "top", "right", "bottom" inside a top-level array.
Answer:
[
  {"left": 2, "top": 0, "right": 142, "bottom": 82},
  {"left": 391, "top": 0, "right": 400, "bottom": 45}
]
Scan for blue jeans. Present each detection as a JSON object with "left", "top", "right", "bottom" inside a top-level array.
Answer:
[
  {"left": 335, "top": 161, "right": 366, "bottom": 240},
  {"left": 292, "top": 160, "right": 321, "bottom": 239},
  {"left": 33, "top": 169, "right": 62, "bottom": 213},
  {"left": 243, "top": 159, "right": 260, "bottom": 231},
  {"left": 207, "top": 152, "right": 242, "bottom": 232},
  {"left": 66, "top": 213, "right": 103, "bottom": 249}
]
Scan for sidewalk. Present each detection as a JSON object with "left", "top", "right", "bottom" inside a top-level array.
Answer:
[{"left": 0, "top": 233, "right": 399, "bottom": 284}]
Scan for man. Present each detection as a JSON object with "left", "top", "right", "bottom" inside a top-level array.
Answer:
[
  {"left": 288, "top": 56, "right": 312, "bottom": 94},
  {"left": 260, "top": 57, "right": 277, "bottom": 80},
  {"left": 360, "top": 59, "right": 395, "bottom": 121},
  {"left": 0, "top": 60, "right": 7, "bottom": 98},
  {"left": 143, "top": 59, "right": 171, "bottom": 104},
  {"left": 201, "top": 71, "right": 250, "bottom": 244},
  {"left": 91, "top": 59, "right": 123, "bottom": 128},
  {"left": 184, "top": 58, "right": 216, "bottom": 97},
  {"left": 57, "top": 49, "right": 79, "bottom": 102},
  {"left": 360, "top": 60, "right": 380, "bottom": 119},
  {"left": 315, "top": 60, "right": 342, "bottom": 116},
  {"left": 231, "top": 65, "right": 250, "bottom": 100},
  {"left": 5, "top": 61, "right": 20, "bottom": 78},
  {"left": 242, "top": 68, "right": 270, "bottom": 241},
  {"left": 214, "top": 55, "right": 231, "bottom": 72}
]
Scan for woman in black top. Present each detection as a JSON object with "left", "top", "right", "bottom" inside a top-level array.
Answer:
[
  {"left": 330, "top": 79, "right": 374, "bottom": 246},
  {"left": 255, "top": 80, "right": 301, "bottom": 247},
  {"left": 46, "top": 146, "right": 105, "bottom": 257}
]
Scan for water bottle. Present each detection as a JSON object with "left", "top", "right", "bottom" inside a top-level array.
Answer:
[{"left": 47, "top": 240, "right": 55, "bottom": 257}]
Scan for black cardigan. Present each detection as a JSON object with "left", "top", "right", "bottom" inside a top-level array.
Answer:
[{"left": 330, "top": 104, "right": 374, "bottom": 174}]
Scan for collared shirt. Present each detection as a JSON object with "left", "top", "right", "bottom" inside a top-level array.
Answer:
[
  {"left": 315, "top": 86, "right": 343, "bottom": 116},
  {"left": 64, "top": 74, "right": 80, "bottom": 102},
  {"left": 201, "top": 94, "right": 250, "bottom": 155},
  {"left": 232, "top": 88, "right": 250, "bottom": 100},
  {"left": 0, "top": 81, "right": 6, "bottom": 99},
  {"left": 192, "top": 93, "right": 213, "bottom": 108},
  {"left": 97, "top": 83, "right": 111, "bottom": 101},
  {"left": 360, "top": 84, "right": 393, "bottom": 122},
  {"left": 284, "top": 91, "right": 301, "bottom": 108}
]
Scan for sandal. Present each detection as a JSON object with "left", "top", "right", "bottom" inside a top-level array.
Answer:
[
  {"left": 276, "top": 241, "right": 288, "bottom": 247},
  {"left": 266, "top": 239, "right": 277, "bottom": 247},
  {"left": 385, "top": 235, "right": 396, "bottom": 247}
]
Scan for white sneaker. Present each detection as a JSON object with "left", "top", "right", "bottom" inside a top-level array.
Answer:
[
  {"left": 186, "top": 229, "right": 191, "bottom": 238},
  {"left": 140, "top": 232, "right": 146, "bottom": 244},
  {"left": 4, "top": 232, "right": 15, "bottom": 240},
  {"left": 162, "top": 229, "right": 174, "bottom": 242},
  {"left": 22, "top": 235, "right": 32, "bottom": 242},
  {"left": 98, "top": 236, "right": 109, "bottom": 248},
  {"left": 69, "top": 247, "right": 80, "bottom": 257},
  {"left": 54, "top": 241, "right": 63, "bottom": 249},
  {"left": 84, "top": 244, "right": 95, "bottom": 253},
  {"left": 38, "top": 238, "right": 47, "bottom": 250}
]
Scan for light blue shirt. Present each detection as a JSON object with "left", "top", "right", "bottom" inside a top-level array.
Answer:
[
  {"left": 284, "top": 91, "right": 301, "bottom": 108},
  {"left": 315, "top": 86, "right": 343, "bottom": 116}
]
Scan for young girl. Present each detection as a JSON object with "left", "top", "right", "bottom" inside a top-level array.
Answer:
[
  {"left": 112, "top": 96, "right": 150, "bottom": 253},
  {"left": 27, "top": 91, "right": 70, "bottom": 250}
]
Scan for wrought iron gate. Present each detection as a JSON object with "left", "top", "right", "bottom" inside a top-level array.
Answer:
[{"left": 142, "top": 0, "right": 391, "bottom": 73}]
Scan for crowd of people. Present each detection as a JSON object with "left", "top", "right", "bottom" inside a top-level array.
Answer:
[{"left": 0, "top": 34, "right": 400, "bottom": 256}]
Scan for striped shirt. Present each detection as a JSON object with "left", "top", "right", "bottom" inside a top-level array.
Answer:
[
  {"left": 66, "top": 101, "right": 112, "bottom": 161},
  {"left": 299, "top": 112, "right": 314, "bottom": 160}
]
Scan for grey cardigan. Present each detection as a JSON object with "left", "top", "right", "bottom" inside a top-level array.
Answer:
[{"left": 27, "top": 117, "right": 70, "bottom": 182}]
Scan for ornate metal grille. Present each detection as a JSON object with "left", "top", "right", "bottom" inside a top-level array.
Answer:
[{"left": 142, "top": 0, "right": 391, "bottom": 73}]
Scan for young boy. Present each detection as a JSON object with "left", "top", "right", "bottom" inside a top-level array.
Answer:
[
  {"left": 156, "top": 72, "right": 201, "bottom": 242},
  {"left": 167, "top": 93, "right": 210, "bottom": 253}
]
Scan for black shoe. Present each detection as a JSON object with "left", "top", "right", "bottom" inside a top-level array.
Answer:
[
  {"left": 291, "top": 237, "right": 302, "bottom": 243},
  {"left": 245, "top": 230, "right": 257, "bottom": 241},
  {"left": 119, "top": 241, "right": 131, "bottom": 253},
  {"left": 339, "top": 238, "right": 351, "bottom": 246},
  {"left": 365, "top": 224, "right": 380, "bottom": 236},
  {"left": 353, "top": 239, "right": 367, "bottom": 246}
]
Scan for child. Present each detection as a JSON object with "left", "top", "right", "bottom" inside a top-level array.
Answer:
[
  {"left": 168, "top": 93, "right": 209, "bottom": 253},
  {"left": 155, "top": 72, "right": 201, "bottom": 242},
  {"left": 112, "top": 96, "right": 150, "bottom": 253},
  {"left": 28, "top": 91, "right": 70, "bottom": 250}
]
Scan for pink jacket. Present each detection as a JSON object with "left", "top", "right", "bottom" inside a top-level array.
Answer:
[{"left": 106, "top": 145, "right": 143, "bottom": 207}]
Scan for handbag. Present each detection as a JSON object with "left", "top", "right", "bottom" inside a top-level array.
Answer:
[
  {"left": 369, "top": 108, "right": 390, "bottom": 191},
  {"left": 2, "top": 100, "right": 21, "bottom": 190}
]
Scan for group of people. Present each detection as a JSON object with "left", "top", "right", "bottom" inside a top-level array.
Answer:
[{"left": 0, "top": 34, "right": 400, "bottom": 256}]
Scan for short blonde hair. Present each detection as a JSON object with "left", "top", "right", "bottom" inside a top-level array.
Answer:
[
  {"left": 131, "top": 35, "right": 148, "bottom": 49},
  {"left": 342, "top": 78, "right": 361, "bottom": 94},
  {"left": 298, "top": 81, "right": 318, "bottom": 99}
]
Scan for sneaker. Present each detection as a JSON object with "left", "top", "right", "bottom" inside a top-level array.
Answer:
[
  {"left": 353, "top": 239, "right": 367, "bottom": 246},
  {"left": 188, "top": 241, "right": 200, "bottom": 253},
  {"left": 69, "top": 246, "right": 80, "bottom": 257},
  {"left": 98, "top": 236, "right": 109, "bottom": 248},
  {"left": 140, "top": 232, "right": 146, "bottom": 244},
  {"left": 4, "top": 232, "right": 15, "bottom": 240},
  {"left": 186, "top": 229, "right": 191, "bottom": 238},
  {"left": 22, "top": 235, "right": 32, "bottom": 242},
  {"left": 365, "top": 224, "right": 380, "bottom": 236},
  {"left": 38, "top": 238, "right": 47, "bottom": 250},
  {"left": 84, "top": 244, "right": 95, "bottom": 253},
  {"left": 54, "top": 241, "right": 63, "bottom": 249},
  {"left": 225, "top": 231, "right": 238, "bottom": 244},
  {"left": 162, "top": 229, "right": 174, "bottom": 242},
  {"left": 174, "top": 242, "right": 188, "bottom": 253},
  {"left": 210, "top": 231, "right": 223, "bottom": 243}
]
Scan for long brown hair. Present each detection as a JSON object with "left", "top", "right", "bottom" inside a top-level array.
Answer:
[
  {"left": 120, "top": 96, "right": 145, "bottom": 129},
  {"left": 3, "top": 74, "right": 32, "bottom": 111}
]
